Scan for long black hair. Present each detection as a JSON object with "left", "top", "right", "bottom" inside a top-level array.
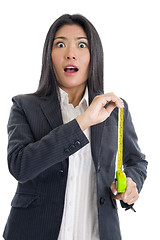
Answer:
[{"left": 34, "top": 14, "right": 104, "bottom": 97}]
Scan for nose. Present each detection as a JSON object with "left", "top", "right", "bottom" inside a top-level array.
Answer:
[
  {"left": 67, "top": 56, "right": 76, "bottom": 60},
  {"left": 65, "top": 46, "right": 77, "bottom": 60}
]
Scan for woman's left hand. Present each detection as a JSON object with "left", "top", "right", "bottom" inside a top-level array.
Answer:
[{"left": 110, "top": 177, "right": 139, "bottom": 205}]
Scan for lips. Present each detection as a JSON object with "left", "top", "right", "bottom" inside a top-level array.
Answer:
[{"left": 64, "top": 65, "right": 79, "bottom": 73}]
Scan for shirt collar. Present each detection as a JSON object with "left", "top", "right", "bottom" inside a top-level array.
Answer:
[{"left": 59, "top": 86, "right": 89, "bottom": 107}]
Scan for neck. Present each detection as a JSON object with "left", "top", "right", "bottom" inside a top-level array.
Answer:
[{"left": 60, "top": 85, "right": 86, "bottom": 107}]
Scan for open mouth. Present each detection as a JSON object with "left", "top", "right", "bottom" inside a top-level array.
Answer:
[{"left": 64, "top": 66, "right": 79, "bottom": 73}]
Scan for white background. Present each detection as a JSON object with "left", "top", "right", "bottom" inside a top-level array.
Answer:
[{"left": 0, "top": 0, "right": 159, "bottom": 239}]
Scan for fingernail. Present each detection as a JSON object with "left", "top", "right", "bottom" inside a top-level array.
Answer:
[{"left": 120, "top": 102, "right": 124, "bottom": 108}]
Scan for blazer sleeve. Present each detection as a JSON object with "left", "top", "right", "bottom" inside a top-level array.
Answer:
[
  {"left": 7, "top": 96, "right": 89, "bottom": 183},
  {"left": 123, "top": 100, "right": 148, "bottom": 193}
]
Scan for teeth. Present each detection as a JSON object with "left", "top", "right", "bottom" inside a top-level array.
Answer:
[{"left": 64, "top": 66, "right": 78, "bottom": 73}]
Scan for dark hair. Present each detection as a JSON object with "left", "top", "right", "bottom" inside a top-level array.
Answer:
[{"left": 34, "top": 14, "right": 104, "bottom": 97}]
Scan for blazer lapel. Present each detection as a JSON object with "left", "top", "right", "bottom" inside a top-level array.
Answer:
[
  {"left": 89, "top": 92, "right": 105, "bottom": 171},
  {"left": 91, "top": 123, "right": 105, "bottom": 171},
  {"left": 40, "top": 94, "right": 68, "bottom": 173},
  {"left": 40, "top": 91, "right": 105, "bottom": 171},
  {"left": 40, "top": 94, "right": 63, "bottom": 129}
]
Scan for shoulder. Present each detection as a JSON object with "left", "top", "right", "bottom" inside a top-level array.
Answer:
[
  {"left": 11, "top": 93, "right": 49, "bottom": 110},
  {"left": 12, "top": 93, "right": 40, "bottom": 105},
  {"left": 11, "top": 93, "right": 59, "bottom": 117},
  {"left": 105, "top": 97, "right": 129, "bottom": 126}
]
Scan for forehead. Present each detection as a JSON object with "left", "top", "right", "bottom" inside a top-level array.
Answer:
[{"left": 55, "top": 24, "right": 87, "bottom": 38}]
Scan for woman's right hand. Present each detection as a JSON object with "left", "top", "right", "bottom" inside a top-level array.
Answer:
[{"left": 76, "top": 92, "right": 124, "bottom": 131}]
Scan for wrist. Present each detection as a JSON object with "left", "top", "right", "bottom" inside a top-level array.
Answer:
[{"left": 76, "top": 113, "right": 89, "bottom": 131}]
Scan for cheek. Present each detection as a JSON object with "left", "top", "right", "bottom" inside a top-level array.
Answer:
[
  {"left": 85, "top": 51, "right": 90, "bottom": 64},
  {"left": 81, "top": 52, "right": 90, "bottom": 71},
  {"left": 85, "top": 57, "right": 90, "bottom": 75},
  {"left": 51, "top": 52, "right": 61, "bottom": 72}
]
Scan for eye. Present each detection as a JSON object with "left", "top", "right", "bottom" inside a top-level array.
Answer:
[
  {"left": 56, "top": 42, "right": 65, "bottom": 48},
  {"left": 79, "top": 42, "right": 87, "bottom": 48}
]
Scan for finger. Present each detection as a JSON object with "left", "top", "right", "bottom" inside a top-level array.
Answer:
[
  {"left": 124, "top": 190, "right": 139, "bottom": 204},
  {"left": 123, "top": 187, "right": 132, "bottom": 202},
  {"left": 127, "top": 194, "right": 139, "bottom": 205},
  {"left": 123, "top": 178, "right": 138, "bottom": 203},
  {"left": 113, "top": 193, "right": 124, "bottom": 200},
  {"left": 125, "top": 187, "right": 139, "bottom": 203},
  {"left": 110, "top": 182, "right": 117, "bottom": 196},
  {"left": 102, "top": 93, "right": 124, "bottom": 108},
  {"left": 105, "top": 102, "right": 117, "bottom": 116},
  {"left": 123, "top": 191, "right": 135, "bottom": 203},
  {"left": 123, "top": 178, "right": 133, "bottom": 199}
]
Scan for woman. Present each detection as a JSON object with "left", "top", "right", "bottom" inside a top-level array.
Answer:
[{"left": 3, "top": 14, "right": 148, "bottom": 240}]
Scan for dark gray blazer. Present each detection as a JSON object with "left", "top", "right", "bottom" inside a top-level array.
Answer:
[{"left": 3, "top": 92, "right": 148, "bottom": 240}]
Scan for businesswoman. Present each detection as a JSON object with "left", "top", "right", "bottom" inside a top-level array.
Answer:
[{"left": 3, "top": 14, "right": 147, "bottom": 240}]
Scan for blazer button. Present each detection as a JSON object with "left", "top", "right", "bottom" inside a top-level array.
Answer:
[
  {"left": 59, "top": 169, "right": 64, "bottom": 176},
  {"left": 74, "top": 140, "right": 81, "bottom": 147},
  {"left": 64, "top": 148, "right": 70, "bottom": 154},
  {"left": 100, "top": 197, "right": 105, "bottom": 205},
  {"left": 97, "top": 164, "right": 101, "bottom": 172},
  {"left": 69, "top": 144, "right": 76, "bottom": 151}
]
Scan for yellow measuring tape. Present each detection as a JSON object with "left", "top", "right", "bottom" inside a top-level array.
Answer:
[
  {"left": 116, "top": 107, "right": 136, "bottom": 212},
  {"left": 117, "top": 108, "right": 124, "bottom": 171},
  {"left": 116, "top": 107, "right": 127, "bottom": 193}
]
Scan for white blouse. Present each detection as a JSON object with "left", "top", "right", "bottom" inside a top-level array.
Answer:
[{"left": 57, "top": 87, "right": 99, "bottom": 240}]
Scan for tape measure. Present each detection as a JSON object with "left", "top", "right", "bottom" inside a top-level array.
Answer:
[{"left": 116, "top": 107, "right": 127, "bottom": 193}]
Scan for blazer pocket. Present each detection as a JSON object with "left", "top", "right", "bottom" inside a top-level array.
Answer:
[{"left": 11, "top": 193, "right": 40, "bottom": 208}]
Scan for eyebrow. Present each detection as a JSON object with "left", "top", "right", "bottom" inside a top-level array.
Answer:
[{"left": 54, "top": 36, "right": 88, "bottom": 40}]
